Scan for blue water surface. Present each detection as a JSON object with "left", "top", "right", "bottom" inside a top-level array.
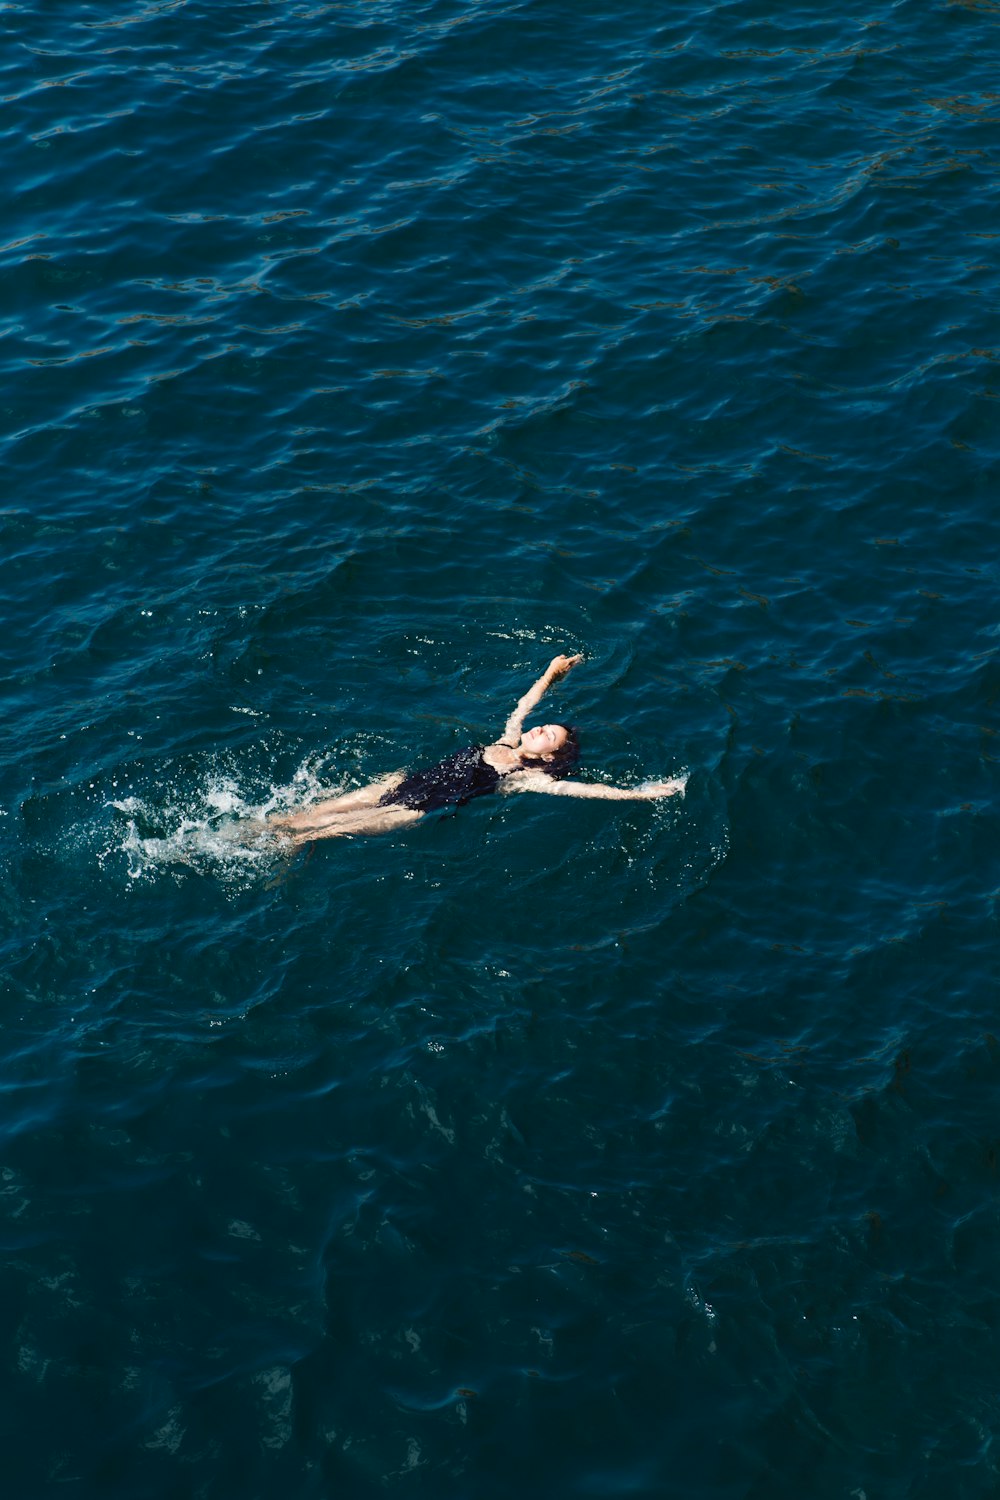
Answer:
[{"left": 2, "top": 0, "right": 999, "bottom": 1496}]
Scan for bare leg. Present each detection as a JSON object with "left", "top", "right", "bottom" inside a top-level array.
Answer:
[
  {"left": 269, "top": 773, "right": 405, "bottom": 834},
  {"left": 275, "top": 804, "right": 423, "bottom": 848}
]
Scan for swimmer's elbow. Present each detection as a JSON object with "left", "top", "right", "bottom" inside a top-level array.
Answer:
[
  {"left": 547, "top": 780, "right": 626, "bottom": 799},
  {"left": 552, "top": 781, "right": 657, "bottom": 800}
]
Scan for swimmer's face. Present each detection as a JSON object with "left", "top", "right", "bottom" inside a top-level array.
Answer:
[{"left": 521, "top": 723, "right": 568, "bottom": 759}]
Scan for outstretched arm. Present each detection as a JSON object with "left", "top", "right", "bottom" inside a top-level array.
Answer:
[
  {"left": 505, "top": 772, "right": 687, "bottom": 800},
  {"left": 499, "top": 654, "right": 582, "bottom": 746}
]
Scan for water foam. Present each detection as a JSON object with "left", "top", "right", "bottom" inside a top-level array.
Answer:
[{"left": 98, "top": 753, "right": 339, "bottom": 887}]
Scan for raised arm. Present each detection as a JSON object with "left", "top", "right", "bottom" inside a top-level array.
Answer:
[{"left": 499, "top": 654, "right": 582, "bottom": 746}]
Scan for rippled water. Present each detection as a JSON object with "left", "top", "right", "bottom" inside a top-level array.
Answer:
[{"left": 2, "top": 1, "right": 999, "bottom": 1495}]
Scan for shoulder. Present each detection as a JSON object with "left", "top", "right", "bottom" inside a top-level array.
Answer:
[
  {"left": 483, "top": 742, "right": 521, "bottom": 773},
  {"left": 499, "top": 767, "right": 558, "bottom": 794}
]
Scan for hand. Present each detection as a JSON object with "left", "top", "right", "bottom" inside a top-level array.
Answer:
[
  {"left": 642, "top": 777, "right": 687, "bottom": 799},
  {"left": 548, "top": 653, "right": 583, "bottom": 678}
]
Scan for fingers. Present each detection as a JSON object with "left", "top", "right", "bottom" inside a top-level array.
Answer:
[
  {"left": 641, "top": 777, "right": 687, "bottom": 799},
  {"left": 659, "top": 777, "right": 687, "bottom": 798}
]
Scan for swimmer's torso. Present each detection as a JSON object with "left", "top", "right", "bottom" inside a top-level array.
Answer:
[{"left": 377, "top": 745, "right": 504, "bottom": 814}]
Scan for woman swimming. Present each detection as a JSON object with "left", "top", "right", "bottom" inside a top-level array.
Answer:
[{"left": 269, "top": 654, "right": 686, "bottom": 846}]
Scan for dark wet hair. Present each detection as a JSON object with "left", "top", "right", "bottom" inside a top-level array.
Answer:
[{"left": 520, "top": 724, "right": 580, "bottom": 780}]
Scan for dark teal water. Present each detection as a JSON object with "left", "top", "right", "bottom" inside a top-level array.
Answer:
[{"left": 3, "top": 0, "right": 999, "bottom": 1495}]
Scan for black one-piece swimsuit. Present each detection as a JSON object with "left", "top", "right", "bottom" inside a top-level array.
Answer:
[{"left": 377, "top": 745, "right": 503, "bottom": 814}]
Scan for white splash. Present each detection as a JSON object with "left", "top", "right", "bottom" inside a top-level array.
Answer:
[{"left": 96, "top": 753, "right": 341, "bottom": 888}]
